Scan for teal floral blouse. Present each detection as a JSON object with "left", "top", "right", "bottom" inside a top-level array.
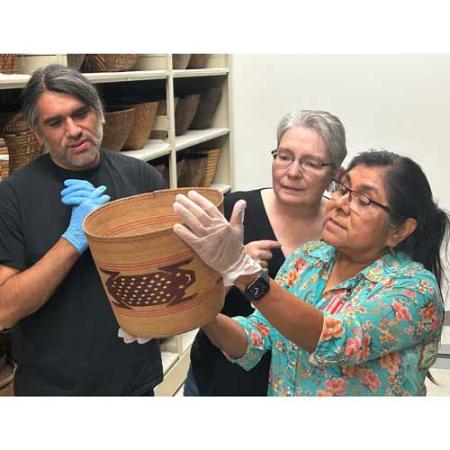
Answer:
[{"left": 227, "top": 241, "right": 444, "bottom": 396}]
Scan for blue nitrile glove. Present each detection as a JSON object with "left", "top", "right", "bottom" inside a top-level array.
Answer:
[
  {"left": 61, "top": 185, "right": 110, "bottom": 253},
  {"left": 61, "top": 179, "right": 97, "bottom": 205}
]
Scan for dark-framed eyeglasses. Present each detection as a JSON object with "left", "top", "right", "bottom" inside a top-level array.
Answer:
[
  {"left": 327, "top": 178, "right": 394, "bottom": 215},
  {"left": 271, "top": 148, "right": 334, "bottom": 172}
]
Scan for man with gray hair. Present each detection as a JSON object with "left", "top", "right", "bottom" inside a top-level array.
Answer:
[{"left": 0, "top": 64, "right": 166, "bottom": 395}]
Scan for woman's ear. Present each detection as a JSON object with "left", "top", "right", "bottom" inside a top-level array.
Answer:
[{"left": 386, "top": 217, "right": 417, "bottom": 249}]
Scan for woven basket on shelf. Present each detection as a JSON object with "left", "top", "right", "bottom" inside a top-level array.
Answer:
[
  {"left": 0, "top": 54, "right": 18, "bottom": 74},
  {"left": 0, "top": 112, "right": 30, "bottom": 135},
  {"left": 0, "top": 138, "right": 9, "bottom": 180},
  {"left": 66, "top": 54, "right": 86, "bottom": 71},
  {"left": 149, "top": 99, "right": 179, "bottom": 140},
  {"left": 101, "top": 108, "right": 136, "bottom": 151},
  {"left": 175, "top": 94, "right": 200, "bottom": 136},
  {"left": 83, "top": 188, "right": 225, "bottom": 338},
  {"left": 4, "top": 132, "right": 41, "bottom": 172},
  {"left": 122, "top": 101, "right": 159, "bottom": 150},
  {"left": 177, "top": 153, "right": 207, "bottom": 187},
  {"left": 82, "top": 54, "right": 138, "bottom": 72},
  {"left": 197, "top": 148, "right": 221, "bottom": 187},
  {"left": 187, "top": 54, "right": 210, "bottom": 69},
  {"left": 190, "top": 87, "right": 222, "bottom": 130},
  {"left": 172, "top": 54, "right": 191, "bottom": 70}
]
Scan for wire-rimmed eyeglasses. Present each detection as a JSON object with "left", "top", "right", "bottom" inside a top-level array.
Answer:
[
  {"left": 271, "top": 148, "right": 334, "bottom": 172},
  {"left": 325, "top": 178, "right": 394, "bottom": 215}
]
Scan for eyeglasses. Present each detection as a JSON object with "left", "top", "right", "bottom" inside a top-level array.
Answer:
[
  {"left": 326, "top": 178, "right": 394, "bottom": 215},
  {"left": 271, "top": 148, "right": 334, "bottom": 173}
]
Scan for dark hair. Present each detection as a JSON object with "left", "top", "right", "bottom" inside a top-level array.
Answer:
[
  {"left": 347, "top": 149, "right": 450, "bottom": 290},
  {"left": 21, "top": 64, "right": 104, "bottom": 131}
]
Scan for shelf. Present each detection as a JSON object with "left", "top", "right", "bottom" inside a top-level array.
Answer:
[
  {"left": 0, "top": 70, "right": 168, "bottom": 89},
  {"left": 120, "top": 140, "right": 170, "bottom": 162},
  {"left": 84, "top": 70, "right": 168, "bottom": 84},
  {"left": 0, "top": 73, "right": 31, "bottom": 89},
  {"left": 175, "top": 128, "right": 230, "bottom": 152},
  {"left": 173, "top": 68, "right": 229, "bottom": 78}
]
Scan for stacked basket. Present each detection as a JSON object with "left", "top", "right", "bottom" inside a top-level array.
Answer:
[
  {"left": 0, "top": 112, "right": 41, "bottom": 173},
  {"left": 0, "top": 54, "right": 18, "bottom": 74},
  {"left": 82, "top": 54, "right": 137, "bottom": 73},
  {"left": 0, "top": 138, "right": 9, "bottom": 181}
]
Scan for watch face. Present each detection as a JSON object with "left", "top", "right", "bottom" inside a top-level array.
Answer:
[{"left": 246, "top": 274, "right": 270, "bottom": 300}]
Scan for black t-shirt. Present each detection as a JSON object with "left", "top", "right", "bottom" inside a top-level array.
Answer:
[
  {"left": 190, "top": 189, "right": 286, "bottom": 395},
  {"left": 0, "top": 150, "right": 166, "bottom": 395}
]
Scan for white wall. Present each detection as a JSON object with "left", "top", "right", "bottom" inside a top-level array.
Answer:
[{"left": 230, "top": 55, "right": 450, "bottom": 212}]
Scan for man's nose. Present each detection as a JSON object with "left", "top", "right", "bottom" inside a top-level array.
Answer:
[{"left": 65, "top": 117, "right": 82, "bottom": 137}]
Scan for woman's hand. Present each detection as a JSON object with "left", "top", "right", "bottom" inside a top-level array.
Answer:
[
  {"left": 245, "top": 240, "right": 281, "bottom": 270},
  {"left": 173, "top": 191, "right": 262, "bottom": 286}
]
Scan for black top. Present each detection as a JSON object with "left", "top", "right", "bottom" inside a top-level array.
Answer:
[
  {"left": 190, "top": 189, "right": 286, "bottom": 395},
  {"left": 0, "top": 150, "right": 166, "bottom": 395}
]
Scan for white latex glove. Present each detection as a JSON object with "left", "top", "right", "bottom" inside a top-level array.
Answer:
[
  {"left": 245, "top": 240, "right": 281, "bottom": 271},
  {"left": 173, "top": 190, "right": 262, "bottom": 287},
  {"left": 118, "top": 328, "right": 151, "bottom": 345}
]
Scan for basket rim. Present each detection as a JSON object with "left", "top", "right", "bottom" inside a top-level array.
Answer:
[{"left": 84, "top": 187, "right": 223, "bottom": 242}]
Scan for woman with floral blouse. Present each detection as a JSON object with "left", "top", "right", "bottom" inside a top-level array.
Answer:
[{"left": 173, "top": 149, "right": 449, "bottom": 396}]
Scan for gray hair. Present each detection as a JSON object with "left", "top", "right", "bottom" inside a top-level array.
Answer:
[
  {"left": 276, "top": 109, "right": 347, "bottom": 166},
  {"left": 22, "top": 64, "right": 104, "bottom": 131}
]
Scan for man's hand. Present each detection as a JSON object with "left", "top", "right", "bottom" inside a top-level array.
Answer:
[{"left": 61, "top": 179, "right": 110, "bottom": 254}]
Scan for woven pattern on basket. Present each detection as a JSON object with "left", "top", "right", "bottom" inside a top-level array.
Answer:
[
  {"left": 66, "top": 54, "right": 86, "bottom": 71},
  {"left": 190, "top": 87, "right": 222, "bottom": 130},
  {"left": 178, "top": 153, "right": 207, "bottom": 187},
  {"left": 172, "top": 54, "right": 191, "bottom": 70},
  {"left": 0, "top": 112, "right": 30, "bottom": 135},
  {"left": 197, "top": 148, "right": 221, "bottom": 187},
  {"left": 4, "top": 132, "right": 41, "bottom": 173},
  {"left": 0, "top": 359, "right": 15, "bottom": 397},
  {"left": 82, "top": 54, "right": 138, "bottom": 72},
  {"left": 101, "top": 108, "right": 136, "bottom": 151},
  {"left": 0, "top": 54, "right": 18, "bottom": 74},
  {"left": 187, "top": 54, "right": 210, "bottom": 69},
  {"left": 175, "top": 94, "right": 200, "bottom": 136},
  {"left": 122, "top": 101, "right": 159, "bottom": 150}
]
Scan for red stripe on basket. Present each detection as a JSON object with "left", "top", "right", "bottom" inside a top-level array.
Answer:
[
  {"left": 104, "top": 214, "right": 178, "bottom": 236},
  {"left": 96, "top": 250, "right": 194, "bottom": 271},
  {"left": 112, "top": 284, "right": 222, "bottom": 317}
]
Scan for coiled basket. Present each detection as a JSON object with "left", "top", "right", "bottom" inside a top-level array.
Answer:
[{"left": 84, "top": 188, "right": 225, "bottom": 338}]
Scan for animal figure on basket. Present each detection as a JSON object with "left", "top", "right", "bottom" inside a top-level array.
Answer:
[{"left": 100, "top": 258, "right": 197, "bottom": 309}]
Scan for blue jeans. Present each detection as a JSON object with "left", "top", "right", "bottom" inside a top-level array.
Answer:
[{"left": 183, "top": 365, "right": 200, "bottom": 396}]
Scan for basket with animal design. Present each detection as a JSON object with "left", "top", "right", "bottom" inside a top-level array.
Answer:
[{"left": 83, "top": 187, "right": 225, "bottom": 338}]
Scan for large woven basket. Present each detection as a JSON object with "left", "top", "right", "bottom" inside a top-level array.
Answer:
[
  {"left": 101, "top": 108, "right": 136, "bottom": 151},
  {"left": 84, "top": 188, "right": 225, "bottom": 338},
  {"left": 187, "top": 54, "right": 210, "bottom": 69},
  {"left": 0, "top": 54, "right": 18, "bottom": 74},
  {"left": 122, "top": 101, "right": 159, "bottom": 150},
  {"left": 190, "top": 87, "right": 222, "bottom": 130},
  {"left": 175, "top": 94, "right": 200, "bottom": 136},
  {"left": 82, "top": 54, "right": 137, "bottom": 72},
  {"left": 66, "top": 54, "right": 86, "bottom": 71},
  {"left": 0, "top": 141, "right": 9, "bottom": 181},
  {"left": 197, "top": 148, "right": 221, "bottom": 187},
  {"left": 4, "top": 132, "right": 41, "bottom": 172},
  {"left": 172, "top": 54, "right": 191, "bottom": 70}
]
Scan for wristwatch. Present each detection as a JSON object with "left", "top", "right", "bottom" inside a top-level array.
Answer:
[{"left": 242, "top": 270, "right": 271, "bottom": 301}]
